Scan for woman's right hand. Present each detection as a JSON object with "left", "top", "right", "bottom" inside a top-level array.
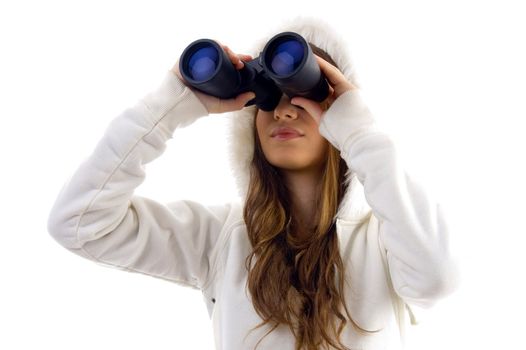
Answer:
[{"left": 171, "top": 43, "right": 255, "bottom": 114}]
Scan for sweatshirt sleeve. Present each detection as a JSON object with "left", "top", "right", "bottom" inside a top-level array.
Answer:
[
  {"left": 319, "top": 90, "right": 460, "bottom": 309},
  {"left": 47, "top": 70, "right": 228, "bottom": 290}
]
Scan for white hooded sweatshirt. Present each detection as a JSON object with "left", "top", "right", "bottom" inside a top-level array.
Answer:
[{"left": 47, "top": 17, "right": 459, "bottom": 350}]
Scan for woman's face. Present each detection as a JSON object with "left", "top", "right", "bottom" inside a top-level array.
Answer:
[{"left": 255, "top": 94, "right": 329, "bottom": 173}]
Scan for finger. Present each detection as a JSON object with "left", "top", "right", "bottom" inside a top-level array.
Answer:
[
  {"left": 216, "top": 41, "right": 251, "bottom": 68},
  {"left": 236, "top": 91, "right": 256, "bottom": 108},
  {"left": 328, "top": 85, "right": 335, "bottom": 97},
  {"left": 238, "top": 54, "right": 253, "bottom": 62},
  {"left": 223, "top": 46, "right": 240, "bottom": 65},
  {"left": 321, "top": 95, "right": 335, "bottom": 110},
  {"left": 291, "top": 97, "right": 323, "bottom": 124},
  {"left": 218, "top": 92, "right": 256, "bottom": 113},
  {"left": 314, "top": 54, "right": 339, "bottom": 73},
  {"left": 315, "top": 55, "right": 356, "bottom": 96},
  {"left": 217, "top": 43, "right": 238, "bottom": 63},
  {"left": 314, "top": 55, "right": 345, "bottom": 86},
  {"left": 222, "top": 45, "right": 245, "bottom": 69}
]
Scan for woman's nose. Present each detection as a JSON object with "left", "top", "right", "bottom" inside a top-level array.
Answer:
[{"left": 273, "top": 95, "right": 299, "bottom": 120}]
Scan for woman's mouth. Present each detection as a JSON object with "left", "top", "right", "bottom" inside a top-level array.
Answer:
[
  {"left": 270, "top": 126, "right": 304, "bottom": 140},
  {"left": 272, "top": 133, "right": 303, "bottom": 141}
]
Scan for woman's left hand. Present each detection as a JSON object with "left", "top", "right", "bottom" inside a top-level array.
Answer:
[{"left": 291, "top": 55, "right": 358, "bottom": 124}]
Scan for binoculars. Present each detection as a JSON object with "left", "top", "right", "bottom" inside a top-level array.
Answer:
[{"left": 179, "top": 32, "right": 329, "bottom": 111}]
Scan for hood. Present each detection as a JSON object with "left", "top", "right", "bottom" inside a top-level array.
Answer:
[{"left": 225, "top": 16, "right": 371, "bottom": 222}]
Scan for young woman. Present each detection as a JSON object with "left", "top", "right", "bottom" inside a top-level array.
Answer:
[{"left": 48, "top": 17, "right": 459, "bottom": 350}]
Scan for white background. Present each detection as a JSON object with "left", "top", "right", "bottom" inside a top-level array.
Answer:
[{"left": 1, "top": 0, "right": 525, "bottom": 349}]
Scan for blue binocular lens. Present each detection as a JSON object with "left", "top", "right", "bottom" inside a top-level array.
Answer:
[
  {"left": 270, "top": 39, "right": 304, "bottom": 76},
  {"left": 187, "top": 46, "right": 219, "bottom": 82}
]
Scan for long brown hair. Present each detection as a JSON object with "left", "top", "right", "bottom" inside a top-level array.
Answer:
[{"left": 243, "top": 44, "right": 377, "bottom": 350}]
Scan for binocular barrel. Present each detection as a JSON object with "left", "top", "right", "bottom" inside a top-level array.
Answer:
[{"left": 179, "top": 32, "right": 329, "bottom": 111}]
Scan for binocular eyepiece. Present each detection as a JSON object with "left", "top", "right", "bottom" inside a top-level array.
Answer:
[{"left": 179, "top": 32, "right": 329, "bottom": 111}]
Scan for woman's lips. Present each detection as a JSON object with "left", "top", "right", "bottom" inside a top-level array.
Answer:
[
  {"left": 272, "top": 133, "right": 303, "bottom": 141},
  {"left": 270, "top": 126, "right": 304, "bottom": 140}
]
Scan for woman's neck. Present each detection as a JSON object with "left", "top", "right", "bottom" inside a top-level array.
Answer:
[{"left": 281, "top": 168, "right": 321, "bottom": 237}]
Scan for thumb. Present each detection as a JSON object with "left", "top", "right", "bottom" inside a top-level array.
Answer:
[
  {"left": 291, "top": 97, "right": 323, "bottom": 124},
  {"left": 219, "top": 91, "right": 256, "bottom": 113},
  {"left": 236, "top": 91, "right": 256, "bottom": 109}
]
